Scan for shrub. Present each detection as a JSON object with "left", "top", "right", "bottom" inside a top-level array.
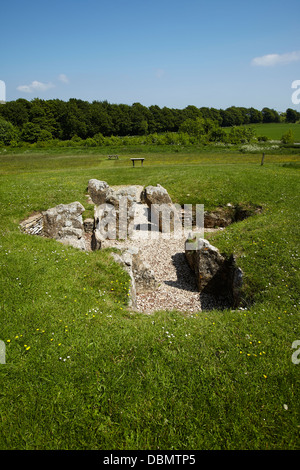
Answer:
[
  {"left": 0, "top": 118, "right": 19, "bottom": 145},
  {"left": 21, "top": 122, "right": 42, "bottom": 143},
  {"left": 228, "top": 126, "right": 255, "bottom": 144},
  {"left": 281, "top": 129, "right": 295, "bottom": 144},
  {"left": 70, "top": 135, "right": 83, "bottom": 145},
  {"left": 84, "top": 138, "right": 97, "bottom": 147},
  {"left": 105, "top": 135, "right": 122, "bottom": 146},
  {"left": 37, "top": 130, "right": 53, "bottom": 142},
  {"left": 93, "top": 132, "right": 105, "bottom": 145}
]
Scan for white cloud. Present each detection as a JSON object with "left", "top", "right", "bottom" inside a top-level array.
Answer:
[
  {"left": 17, "top": 84, "right": 33, "bottom": 93},
  {"left": 58, "top": 73, "right": 69, "bottom": 84},
  {"left": 251, "top": 50, "right": 300, "bottom": 66},
  {"left": 17, "top": 80, "right": 55, "bottom": 93}
]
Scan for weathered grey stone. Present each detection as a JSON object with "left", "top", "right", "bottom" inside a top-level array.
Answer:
[
  {"left": 142, "top": 184, "right": 181, "bottom": 233},
  {"left": 185, "top": 238, "right": 225, "bottom": 290},
  {"left": 93, "top": 200, "right": 135, "bottom": 241},
  {"left": 88, "top": 179, "right": 109, "bottom": 205},
  {"left": 42, "top": 201, "right": 86, "bottom": 250},
  {"left": 111, "top": 250, "right": 137, "bottom": 309},
  {"left": 109, "top": 186, "right": 142, "bottom": 204},
  {"left": 92, "top": 183, "right": 138, "bottom": 241},
  {"left": 131, "top": 250, "right": 157, "bottom": 293},
  {"left": 42, "top": 202, "right": 85, "bottom": 238},
  {"left": 185, "top": 237, "right": 243, "bottom": 307},
  {"left": 111, "top": 247, "right": 158, "bottom": 308},
  {"left": 59, "top": 236, "right": 86, "bottom": 250},
  {"left": 142, "top": 184, "right": 172, "bottom": 206},
  {"left": 94, "top": 203, "right": 115, "bottom": 241}
]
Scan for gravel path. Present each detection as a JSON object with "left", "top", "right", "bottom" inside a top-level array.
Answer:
[{"left": 102, "top": 201, "right": 223, "bottom": 314}]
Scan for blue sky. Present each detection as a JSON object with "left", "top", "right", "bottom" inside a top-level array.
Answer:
[{"left": 1, "top": 0, "right": 300, "bottom": 111}]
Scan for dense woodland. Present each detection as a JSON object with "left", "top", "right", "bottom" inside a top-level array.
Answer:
[{"left": 0, "top": 98, "right": 299, "bottom": 145}]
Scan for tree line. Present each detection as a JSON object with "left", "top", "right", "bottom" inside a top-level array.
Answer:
[{"left": 0, "top": 98, "right": 299, "bottom": 145}]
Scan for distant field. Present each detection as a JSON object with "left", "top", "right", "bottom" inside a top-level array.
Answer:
[{"left": 246, "top": 123, "right": 300, "bottom": 141}]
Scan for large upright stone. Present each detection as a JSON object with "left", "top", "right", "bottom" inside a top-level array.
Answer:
[
  {"left": 185, "top": 237, "right": 243, "bottom": 307},
  {"left": 90, "top": 184, "right": 140, "bottom": 242},
  {"left": 88, "top": 179, "right": 109, "bottom": 205},
  {"left": 111, "top": 246, "right": 157, "bottom": 309},
  {"left": 42, "top": 201, "right": 86, "bottom": 250},
  {"left": 142, "top": 184, "right": 181, "bottom": 233},
  {"left": 108, "top": 186, "right": 142, "bottom": 204},
  {"left": 185, "top": 238, "right": 226, "bottom": 291},
  {"left": 94, "top": 195, "right": 136, "bottom": 241},
  {"left": 111, "top": 249, "right": 137, "bottom": 309},
  {"left": 142, "top": 184, "right": 172, "bottom": 206}
]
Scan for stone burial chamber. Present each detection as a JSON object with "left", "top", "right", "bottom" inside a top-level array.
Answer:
[
  {"left": 19, "top": 180, "right": 183, "bottom": 251},
  {"left": 19, "top": 179, "right": 249, "bottom": 311}
]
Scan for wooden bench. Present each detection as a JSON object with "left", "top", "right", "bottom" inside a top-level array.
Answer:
[
  {"left": 131, "top": 158, "right": 145, "bottom": 167},
  {"left": 108, "top": 155, "right": 119, "bottom": 160}
]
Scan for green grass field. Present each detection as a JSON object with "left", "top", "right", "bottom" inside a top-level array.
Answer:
[{"left": 0, "top": 148, "right": 299, "bottom": 450}]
